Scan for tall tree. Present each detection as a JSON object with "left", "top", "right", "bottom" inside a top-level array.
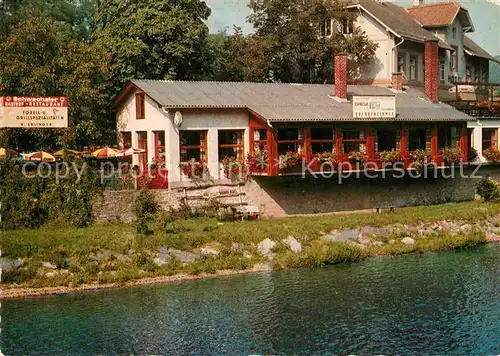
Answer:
[
  {"left": 247, "top": 0, "right": 378, "bottom": 83},
  {"left": 0, "top": 12, "right": 111, "bottom": 150},
  {"left": 93, "top": 0, "right": 211, "bottom": 97}
]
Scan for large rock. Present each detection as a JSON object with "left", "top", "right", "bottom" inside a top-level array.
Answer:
[
  {"left": 153, "top": 253, "right": 171, "bottom": 267},
  {"left": 361, "top": 226, "right": 390, "bottom": 237},
  {"left": 401, "top": 237, "right": 416, "bottom": 245},
  {"left": 0, "top": 257, "right": 22, "bottom": 271},
  {"left": 257, "top": 238, "right": 276, "bottom": 259},
  {"left": 90, "top": 250, "right": 111, "bottom": 261},
  {"left": 358, "top": 236, "right": 372, "bottom": 246},
  {"left": 282, "top": 236, "right": 302, "bottom": 253},
  {"left": 169, "top": 249, "right": 200, "bottom": 263},
  {"left": 115, "top": 254, "right": 132, "bottom": 263},
  {"left": 200, "top": 242, "right": 222, "bottom": 256},
  {"left": 338, "top": 229, "right": 360, "bottom": 241}
]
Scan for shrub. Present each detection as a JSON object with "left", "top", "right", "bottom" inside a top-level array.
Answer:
[
  {"left": 134, "top": 187, "right": 159, "bottom": 234},
  {"left": 379, "top": 149, "right": 402, "bottom": 163},
  {"left": 476, "top": 177, "right": 500, "bottom": 201},
  {"left": 442, "top": 146, "right": 463, "bottom": 165},
  {"left": 347, "top": 150, "right": 368, "bottom": 164},
  {"left": 468, "top": 148, "right": 478, "bottom": 162},
  {"left": 275, "top": 241, "right": 367, "bottom": 269},
  {"left": 0, "top": 158, "right": 102, "bottom": 229}
]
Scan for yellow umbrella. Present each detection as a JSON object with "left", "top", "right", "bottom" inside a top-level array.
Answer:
[
  {"left": 91, "top": 147, "right": 119, "bottom": 159},
  {"left": 29, "top": 151, "right": 56, "bottom": 162},
  {"left": 0, "top": 147, "right": 18, "bottom": 158},
  {"left": 53, "top": 148, "right": 82, "bottom": 158}
]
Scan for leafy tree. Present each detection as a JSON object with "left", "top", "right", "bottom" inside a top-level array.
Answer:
[
  {"left": 93, "top": 0, "right": 211, "bottom": 97},
  {"left": 247, "top": 0, "right": 378, "bottom": 83},
  {"left": 0, "top": 12, "right": 111, "bottom": 150}
]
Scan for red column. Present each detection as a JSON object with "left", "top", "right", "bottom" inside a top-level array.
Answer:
[
  {"left": 336, "top": 128, "right": 343, "bottom": 163},
  {"left": 249, "top": 127, "right": 255, "bottom": 153},
  {"left": 267, "top": 128, "right": 279, "bottom": 176},
  {"left": 366, "top": 127, "right": 375, "bottom": 160},
  {"left": 460, "top": 126, "right": 468, "bottom": 163},
  {"left": 303, "top": 127, "right": 312, "bottom": 161},
  {"left": 400, "top": 125, "right": 408, "bottom": 168},
  {"left": 431, "top": 126, "right": 438, "bottom": 161}
]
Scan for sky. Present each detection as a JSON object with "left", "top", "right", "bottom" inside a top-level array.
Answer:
[{"left": 204, "top": 0, "right": 500, "bottom": 56}]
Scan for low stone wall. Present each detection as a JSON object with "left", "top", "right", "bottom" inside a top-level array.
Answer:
[{"left": 93, "top": 166, "right": 500, "bottom": 222}]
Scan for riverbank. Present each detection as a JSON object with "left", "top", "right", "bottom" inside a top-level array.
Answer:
[{"left": 2, "top": 201, "right": 500, "bottom": 299}]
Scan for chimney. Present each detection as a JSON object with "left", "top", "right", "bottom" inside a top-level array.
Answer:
[
  {"left": 334, "top": 54, "right": 348, "bottom": 100},
  {"left": 424, "top": 40, "right": 439, "bottom": 102},
  {"left": 392, "top": 72, "right": 404, "bottom": 91}
]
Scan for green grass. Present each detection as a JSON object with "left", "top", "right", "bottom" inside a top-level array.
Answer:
[{"left": 0, "top": 200, "right": 496, "bottom": 289}]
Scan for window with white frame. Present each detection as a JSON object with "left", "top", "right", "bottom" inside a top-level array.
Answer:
[
  {"left": 450, "top": 48, "right": 457, "bottom": 71},
  {"left": 397, "top": 55, "right": 405, "bottom": 74},
  {"left": 440, "top": 60, "right": 445, "bottom": 83},
  {"left": 409, "top": 57, "right": 417, "bottom": 80},
  {"left": 341, "top": 19, "right": 354, "bottom": 34},
  {"left": 320, "top": 19, "right": 332, "bottom": 37}
]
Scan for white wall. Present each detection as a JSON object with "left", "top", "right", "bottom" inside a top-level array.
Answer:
[
  {"left": 352, "top": 8, "right": 395, "bottom": 84},
  {"left": 116, "top": 88, "right": 250, "bottom": 184}
]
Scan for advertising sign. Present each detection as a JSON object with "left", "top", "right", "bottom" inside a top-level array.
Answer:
[
  {"left": 353, "top": 95, "right": 396, "bottom": 119},
  {"left": 0, "top": 96, "right": 68, "bottom": 128}
]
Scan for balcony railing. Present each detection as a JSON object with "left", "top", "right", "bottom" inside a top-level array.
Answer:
[{"left": 444, "top": 82, "right": 500, "bottom": 117}]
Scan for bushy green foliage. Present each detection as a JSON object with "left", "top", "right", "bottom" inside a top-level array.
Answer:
[
  {"left": 133, "top": 187, "right": 159, "bottom": 234},
  {"left": 0, "top": 158, "right": 102, "bottom": 229},
  {"left": 476, "top": 177, "right": 500, "bottom": 201}
]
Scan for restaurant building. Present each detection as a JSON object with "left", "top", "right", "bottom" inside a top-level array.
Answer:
[{"left": 111, "top": 50, "right": 485, "bottom": 215}]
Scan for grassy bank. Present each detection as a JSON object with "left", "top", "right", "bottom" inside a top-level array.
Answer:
[{"left": 0, "top": 201, "right": 497, "bottom": 291}]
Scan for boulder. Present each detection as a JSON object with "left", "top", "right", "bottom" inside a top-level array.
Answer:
[
  {"left": 338, "top": 229, "right": 360, "bottom": 241},
  {"left": 153, "top": 253, "right": 171, "bottom": 267},
  {"left": 45, "top": 272, "right": 57, "bottom": 278},
  {"left": 371, "top": 241, "right": 385, "bottom": 247},
  {"left": 200, "top": 242, "right": 222, "bottom": 256},
  {"left": 0, "top": 257, "right": 22, "bottom": 271},
  {"left": 231, "top": 242, "right": 244, "bottom": 253},
  {"left": 485, "top": 232, "right": 500, "bottom": 242},
  {"left": 169, "top": 249, "right": 200, "bottom": 263},
  {"left": 91, "top": 250, "right": 111, "bottom": 261},
  {"left": 361, "top": 226, "right": 390, "bottom": 237},
  {"left": 42, "top": 262, "right": 57, "bottom": 270},
  {"left": 257, "top": 238, "right": 276, "bottom": 260},
  {"left": 401, "top": 237, "right": 416, "bottom": 245},
  {"left": 282, "top": 236, "right": 302, "bottom": 253}
]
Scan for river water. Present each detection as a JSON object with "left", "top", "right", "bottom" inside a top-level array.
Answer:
[{"left": 2, "top": 245, "right": 499, "bottom": 355}]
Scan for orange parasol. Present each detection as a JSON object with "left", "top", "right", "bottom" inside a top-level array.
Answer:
[
  {"left": 29, "top": 151, "right": 56, "bottom": 162},
  {"left": 91, "top": 147, "right": 119, "bottom": 159}
]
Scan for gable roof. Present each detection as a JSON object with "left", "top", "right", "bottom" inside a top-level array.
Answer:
[
  {"left": 407, "top": 2, "right": 472, "bottom": 29},
  {"left": 464, "top": 36, "right": 499, "bottom": 63},
  {"left": 115, "top": 79, "right": 473, "bottom": 122},
  {"left": 347, "top": 0, "right": 452, "bottom": 50}
]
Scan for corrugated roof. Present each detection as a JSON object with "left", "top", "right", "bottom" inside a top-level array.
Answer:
[
  {"left": 347, "top": 0, "right": 453, "bottom": 50},
  {"left": 464, "top": 36, "right": 498, "bottom": 63},
  {"left": 407, "top": 2, "right": 465, "bottom": 28},
  {"left": 130, "top": 79, "right": 473, "bottom": 122}
]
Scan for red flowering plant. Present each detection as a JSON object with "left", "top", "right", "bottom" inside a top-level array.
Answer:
[
  {"left": 247, "top": 150, "right": 268, "bottom": 172},
  {"left": 279, "top": 151, "right": 303, "bottom": 169},
  {"left": 410, "top": 149, "right": 433, "bottom": 172},
  {"left": 316, "top": 151, "right": 338, "bottom": 164},
  {"left": 347, "top": 150, "right": 368, "bottom": 165},
  {"left": 179, "top": 159, "right": 210, "bottom": 179},
  {"left": 221, "top": 156, "right": 251, "bottom": 182},
  {"left": 379, "top": 149, "right": 402, "bottom": 164},
  {"left": 441, "top": 147, "right": 464, "bottom": 165},
  {"left": 483, "top": 148, "right": 500, "bottom": 163}
]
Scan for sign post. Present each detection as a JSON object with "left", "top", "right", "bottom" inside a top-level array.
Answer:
[{"left": 0, "top": 96, "right": 68, "bottom": 128}]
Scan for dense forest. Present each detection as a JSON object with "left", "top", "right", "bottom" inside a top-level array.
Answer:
[{"left": 0, "top": 0, "right": 377, "bottom": 151}]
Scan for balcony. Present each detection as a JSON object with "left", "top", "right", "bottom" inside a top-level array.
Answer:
[{"left": 444, "top": 82, "right": 500, "bottom": 119}]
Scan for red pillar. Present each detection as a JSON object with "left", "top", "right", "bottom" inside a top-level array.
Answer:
[
  {"left": 431, "top": 126, "right": 438, "bottom": 161},
  {"left": 366, "top": 127, "right": 375, "bottom": 160},
  {"left": 460, "top": 126, "right": 468, "bottom": 163},
  {"left": 267, "top": 128, "right": 279, "bottom": 176},
  {"left": 336, "top": 128, "right": 343, "bottom": 163},
  {"left": 303, "top": 127, "right": 312, "bottom": 161},
  {"left": 249, "top": 127, "right": 255, "bottom": 153},
  {"left": 400, "top": 125, "right": 408, "bottom": 168}
]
